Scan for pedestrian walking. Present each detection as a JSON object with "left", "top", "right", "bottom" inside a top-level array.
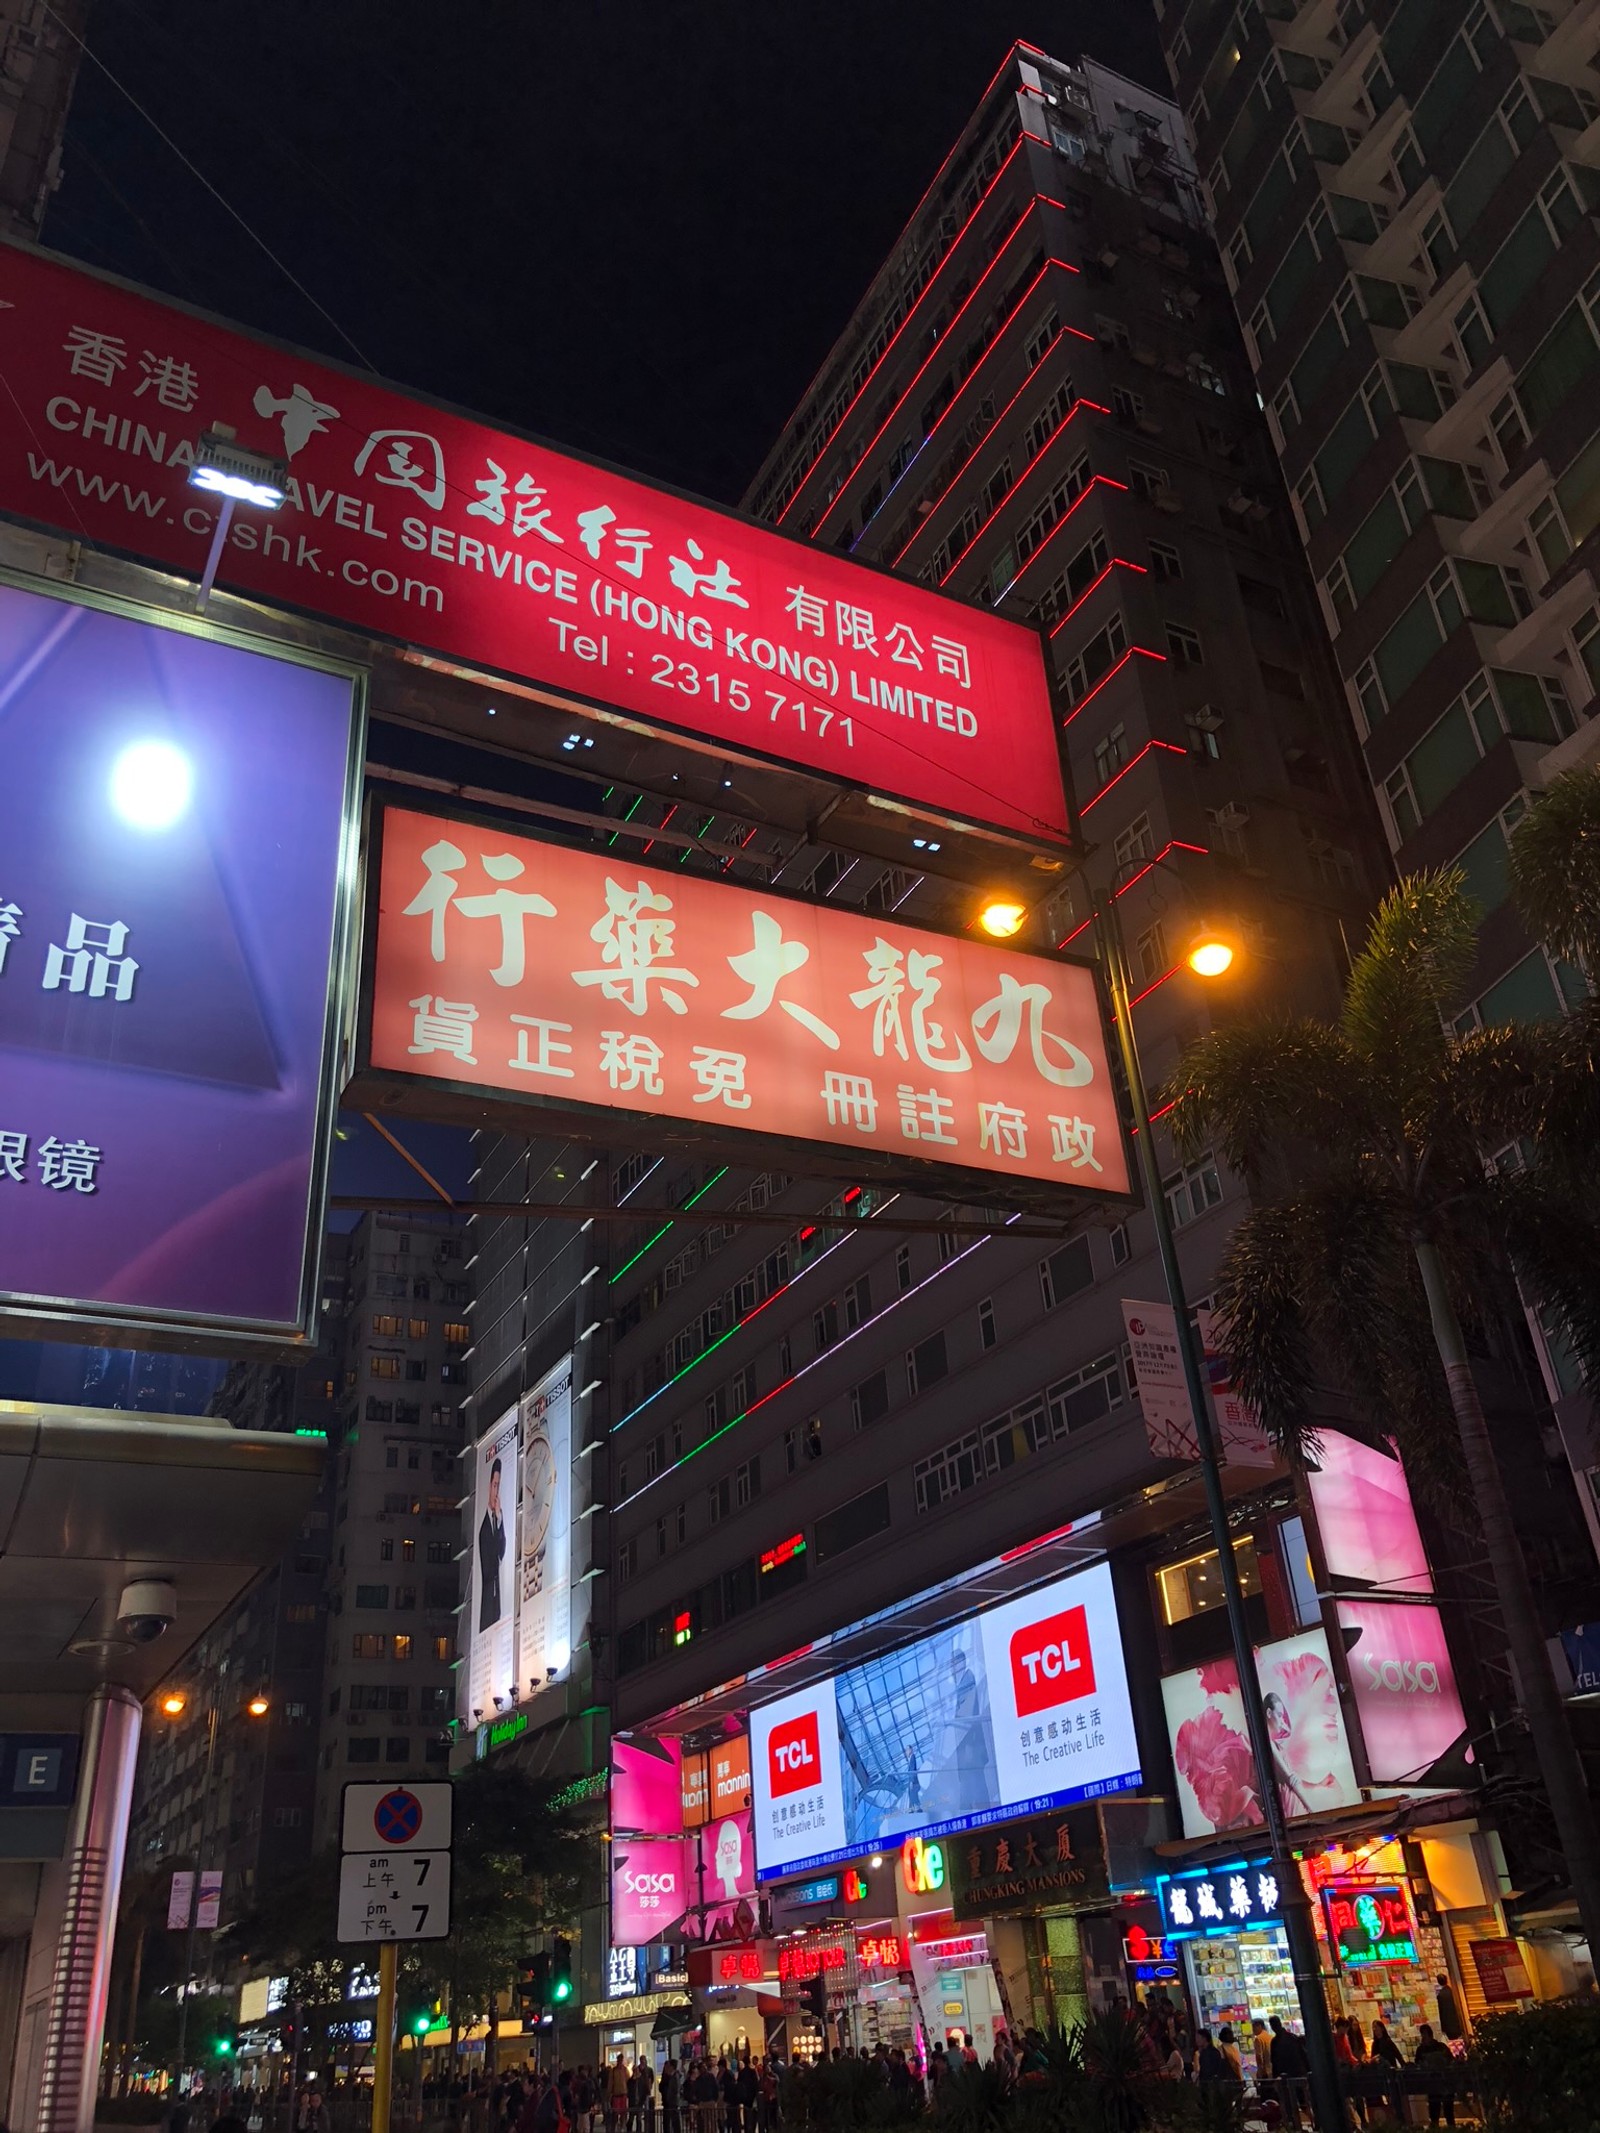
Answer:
[{"left": 1414, "top": 2023, "right": 1456, "bottom": 2126}]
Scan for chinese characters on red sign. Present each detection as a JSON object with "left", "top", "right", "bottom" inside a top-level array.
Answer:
[
  {"left": 718, "top": 1950, "right": 765, "bottom": 1982},
  {"left": 0, "top": 246, "right": 1067, "bottom": 841},
  {"left": 366, "top": 810, "right": 1128, "bottom": 1193},
  {"left": 856, "top": 1934, "right": 903, "bottom": 1970},
  {"left": 776, "top": 1943, "right": 849, "bottom": 1984}
]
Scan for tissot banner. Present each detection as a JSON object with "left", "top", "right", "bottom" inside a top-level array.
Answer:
[
  {"left": 364, "top": 806, "right": 1127, "bottom": 1194},
  {"left": 0, "top": 576, "right": 359, "bottom": 1347},
  {"left": 0, "top": 242, "right": 1067, "bottom": 842},
  {"left": 516, "top": 1355, "right": 572, "bottom": 1689},
  {"left": 466, "top": 1406, "right": 520, "bottom": 1722},
  {"left": 749, "top": 1560, "right": 1140, "bottom": 1880}
]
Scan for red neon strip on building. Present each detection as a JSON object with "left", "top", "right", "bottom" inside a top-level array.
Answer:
[
  {"left": 1048, "top": 558, "right": 1148, "bottom": 640},
  {"left": 889, "top": 365, "right": 1093, "bottom": 571},
  {"left": 979, "top": 473, "right": 1128, "bottom": 608},
  {"left": 934, "top": 398, "right": 1111, "bottom": 588},
  {"left": 1127, "top": 964, "right": 1179, "bottom": 1009},
  {"left": 1079, "top": 739, "right": 1188, "bottom": 815},
  {"left": 1058, "top": 643, "right": 1165, "bottom": 728},
  {"left": 776, "top": 141, "right": 1026, "bottom": 525},
  {"left": 813, "top": 216, "right": 1047, "bottom": 538}
]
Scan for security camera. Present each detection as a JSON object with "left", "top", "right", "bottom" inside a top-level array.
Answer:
[{"left": 117, "top": 1579, "right": 177, "bottom": 1644}]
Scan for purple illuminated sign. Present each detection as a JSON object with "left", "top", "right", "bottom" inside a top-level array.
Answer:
[{"left": 0, "top": 575, "right": 362, "bottom": 1349}]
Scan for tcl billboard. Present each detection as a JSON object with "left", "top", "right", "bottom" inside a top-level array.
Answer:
[
  {"left": 749, "top": 1561, "right": 1139, "bottom": 1879},
  {"left": 0, "top": 243, "right": 1067, "bottom": 843},
  {"left": 360, "top": 806, "right": 1126, "bottom": 1194}
]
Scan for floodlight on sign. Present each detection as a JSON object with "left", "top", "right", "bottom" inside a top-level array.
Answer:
[{"left": 188, "top": 428, "right": 287, "bottom": 509}]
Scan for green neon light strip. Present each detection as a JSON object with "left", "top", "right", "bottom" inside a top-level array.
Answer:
[
  {"left": 606, "top": 792, "right": 646, "bottom": 849},
  {"left": 609, "top": 1165, "right": 728, "bottom": 1285}
]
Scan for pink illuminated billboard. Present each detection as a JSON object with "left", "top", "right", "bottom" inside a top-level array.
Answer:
[
  {"left": 363, "top": 807, "right": 1128, "bottom": 1194},
  {"left": 611, "top": 1732, "right": 684, "bottom": 1839},
  {"left": 1337, "top": 1599, "right": 1472, "bottom": 1788},
  {"left": 1305, "top": 1432, "right": 1432, "bottom": 1596},
  {"left": 610, "top": 1835, "right": 688, "bottom": 1945},
  {"left": 0, "top": 243, "right": 1066, "bottom": 842}
]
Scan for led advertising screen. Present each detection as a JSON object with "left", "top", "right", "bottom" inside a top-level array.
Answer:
[
  {"left": 609, "top": 1835, "right": 689, "bottom": 1945},
  {"left": 465, "top": 1406, "right": 519, "bottom": 1722},
  {"left": 612, "top": 1732, "right": 684, "bottom": 1840},
  {"left": 750, "top": 1561, "right": 1140, "bottom": 1880},
  {"left": 0, "top": 242, "right": 1067, "bottom": 844},
  {"left": 363, "top": 807, "right": 1128, "bottom": 1195},
  {"left": 516, "top": 1355, "right": 573, "bottom": 1688},
  {"left": 0, "top": 575, "right": 360, "bottom": 1348},
  {"left": 1161, "top": 1627, "right": 1362, "bottom": 1839},
  {"left": 1305, "top": 1432, "right": 1433, "bottom": 1596},
  {"left": 1336, "top": 1597, "right": 1472, "bottom": 1788}
]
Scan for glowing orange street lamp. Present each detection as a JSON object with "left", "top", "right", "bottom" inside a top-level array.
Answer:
[
  {"left": 1185, "top": 923, "right": 1237, "bottom": 978},
  {"left": 160, "top": 1692, "right": 187, "bottom": 1718},
  {"left": 977, "top": 896, "right": 1027, "bottom": 940},
  {"left": 247, "top": 1695, "right": 270, "bottom": 1718}
]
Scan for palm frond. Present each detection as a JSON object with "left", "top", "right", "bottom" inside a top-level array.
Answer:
[
  {"left": 1342, "top": 871, "right": 1478, "bottom": 1065},
  {"left": 1437, "top": 1020, "right": 1568, "bottom": 1150},
  {"left": 1507, "top": 763, "right": 1600, "bottom": 975},
  {"left": 1210, "top": 1205, "right": 1318, "bottom": 1460},
  {"left": 1495, "top": 1170, "right": 1600, "bottom": 1392},
  {"left": 1166, "top": 1017, "right": 1366, "bottom": 1174}
]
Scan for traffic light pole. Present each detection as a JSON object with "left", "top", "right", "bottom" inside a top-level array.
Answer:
[{"left": 373, "top": 1938, "right": 398, "bottom": 2133}]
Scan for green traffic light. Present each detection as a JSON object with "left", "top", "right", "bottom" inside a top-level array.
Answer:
[
  {"left": 215, "top": 2039, "right": 234, "bottom": 2057},
  {"left": 413, "top": 2013, "right": 431, "bottom": 2034},
  {"left": 552, "top": 1979, "right": 572, "bottom": 2001}
]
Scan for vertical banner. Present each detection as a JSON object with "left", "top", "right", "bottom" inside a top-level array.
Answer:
[
  {"left": 1121, "top": 1300, "right": 1274, "bottom": 1467},
  {"left": 467, "top": 1406, "right": 520, "bottom": 1720},
  {"left": 517, "top": 1356, "right": 573, "bottom": 1689},
  {"left": 167, "top": 1869, "right": 193, "bottom": 1929},
  {"left": 196, "top": 1869, "right": 223, "bottom": 1929}
]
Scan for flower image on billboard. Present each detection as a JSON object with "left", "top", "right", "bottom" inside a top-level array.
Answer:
[
  {"left": 749, "top": 1560, "right": 1140, "bottom": 1880},
  {"left": 466, "top": 1407, "right": 519, "bottom": 1722},
  {"left": 0, "top": 576, "right": 360, "bottom": 1346},
  {"left": 363, "top": 807, "right": 1127, "bottom": 1195},
  {"left": 1161, "top": 1628, "right": 1361, "bottom": 1838}
]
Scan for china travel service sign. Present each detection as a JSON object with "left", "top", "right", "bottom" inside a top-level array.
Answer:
[
  {"left": 359, "top": 806, "right": 1128, "bottom": 1197},
  {"left": 0, "top": 242, "right": 1067, "bottom": 844}
]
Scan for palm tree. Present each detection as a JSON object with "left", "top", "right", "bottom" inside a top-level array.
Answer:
[
  {"left": 1506, "top": 761, "right": 1600, "bottom": 974},
  {"left": 1167, "top": 870, "right": 1600, "bottom": 1954}
]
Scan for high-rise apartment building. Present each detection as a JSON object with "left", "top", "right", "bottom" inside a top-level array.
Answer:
[
  {"left": 314, "top": 1212, "right": 471, "bottom": 1847},
  {"left": 1154, "top": 0, "right": 1600, "bottom": 1542}
]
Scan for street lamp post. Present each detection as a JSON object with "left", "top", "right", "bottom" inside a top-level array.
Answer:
[
  {"left": 165, "top": 1687, "right": 269, "bottom": 2092},
  {"left": 1093, "top": 882, "right": 1348, "bottom": 2133}
]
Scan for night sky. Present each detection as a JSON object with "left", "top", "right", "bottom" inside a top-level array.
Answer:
[
  {"left": 48, "top": 1, "right": 1165, "bottom": 505},
  {"left": 9, "top": 4, "right": 1168, "bottom": 1403}
]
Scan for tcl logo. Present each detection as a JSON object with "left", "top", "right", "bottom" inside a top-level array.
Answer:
[
  {"left": 623, "top": 1869, "right": 678, "bottom": 1895},
  {"left": 1010, "top": 1604, "right": 1097, "bottom": 1716},
  {"left": 768, "top": 1711, "right": 820, "bottom": 1798}
]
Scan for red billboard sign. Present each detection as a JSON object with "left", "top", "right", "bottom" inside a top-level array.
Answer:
[
  {"left": 0, "top": 243, "right": 1067, "bottom": 842},
  {"left": 364, "top": 807, "right": 1126, "bottom": 1194}
]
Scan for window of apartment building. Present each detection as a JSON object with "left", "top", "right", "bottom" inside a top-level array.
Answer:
[
  {"left": 734, "top": 1456, "right": 761, "bottom": 1507},
  {"left": 1093, "top": 725, "right": 1127, "bottom": 788},
  {"left": 1108, "top": 1220, "right": 1131, "bottom": 1267},
  {"left": 705, "top": 1387, "right": 726, "bottom": 1434},
  {"left": 394, "top": 1585, "right": 417, "bottom": 1612},
  {"left": 1064, "top": 614, "right": 1127, "bottom": 703},
  {"left": 1186, "top": 708, "right": 1223, "bottom": 759},
  {"left": 442, "top": 1320, "right": 470, "bottom": 1346},
  {"left": 1024, "top": 313, "right": 1060, "bottom": 369},
  {"left": 1165, "top": 622, "right": 1204, "bottom": 668},
  {"left": 285, "top": 1603, "right": 317, "bottom": 1625},
  {"left": 896, "top": 1243, "right": 912, "bottom": 1291},
  {"left": 1382, "top": 671, "right": 1572, "bottom": 840},
  {"left": 370, "top": 1354, "right": 401, "bottom": 1380},
  {"left": 814, "top": 1483, "right": 891, "bottom": 1561},
  {"left": 1164, "top": 1152, "right": 1223, "bottom": 1230},
  {"left": 1128, "top": 459, "right": 1168, "bottom": 501},
  {"left": 372, "top": 1314, "right": 402, "bottom": 1338},
  {"left": 731, "top": 1364, "right": 754, "bottom": 1411},
  {"left": 1137, "top": 922, "right": 1169, "bottom": 985},
  {"left": 404, "top": 1315, "right": 427, "bottom": 1340},
  {"left": 1112, "top": 386, "right": 1144, "bottom": 424},
  {"left": 431, "top": 1636, "right": 452, "bottom": 1663},
  {"left": 851, "top": 1369, "right": 889, "bottom": 1430},
  {"left": 979, "top": 1298, "right": 997, "bottom": 1350},
  {"left": 1039, "top": 1236, "right": 1092, "bottom": 1309},
  {"left": 352, "top": 1634, "right": 387, "bottom": 1660},
  {"left": 1113, "top": 813, "right": 1154, "bottom": 869},
  {"left": 355, "top": 1584, "right": 389, "bottom": 1609},
  {"left": 1025, "top": 379, "right": 1075, "bottom": 461},
  {"left": 938, "top": 1227, "right": 960, "bottom": 1262},
  {"left": 393, "top": 1633, "right": 413, "bottom": 1662},
  {"left": 905, "top": 1331, "right": 949, "bottom": 1396},
  {"left": 379, "top": 1539, "right": 395, "bottom": 1562},
  {"left": 1095, "top": 313, "right": 1131, "bottom": 352},
  {"left": 708, "top": 1476, "right": 731, "bottom": 1525},
  {"left": 1015, "top": 457, "right": 1092, "bottom": 567},
  {"left": 348, "top": 1738, "right": 380, "bottom": 1764},
  {"left": 619, "top": 1537, "right": 638, "bottom": 1584},
  {"left": 1148, "top": 540, "right": 1181, "bottom": 581}
]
